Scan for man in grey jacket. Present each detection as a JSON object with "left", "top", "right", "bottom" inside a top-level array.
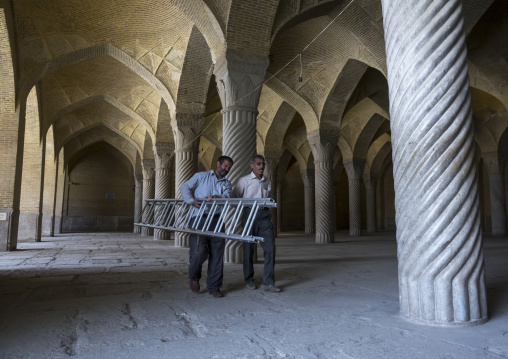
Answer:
[{"left": 179, "top": 155, "right": 234, "bottom": 298}]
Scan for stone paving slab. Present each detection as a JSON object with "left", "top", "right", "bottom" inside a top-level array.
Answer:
[{"left": 0, "top": 232, "right": 507, "bottom": 359}]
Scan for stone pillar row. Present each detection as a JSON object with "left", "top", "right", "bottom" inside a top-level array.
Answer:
[
  {"left": 133, "top": 175, "right": 143, "bottom": 234},
  {"left": 363, "top": 176, "right": 377, "bottom": 234}
]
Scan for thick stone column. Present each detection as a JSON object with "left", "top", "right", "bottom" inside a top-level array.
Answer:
[
  {"left": 214, "top": 49, "right": 268, "bottom": 263},
  {"left": 133, "top": 174, "right": 143, "bottom": 234},
  {"left": 53, "top": 152, "right": 65, "bottom": 235},
  {"left": 153, "top": 143, "right": 174, "bottom": 240},
  {"left": 382, "top": 0, "right": 487, "bottom": 326},
  {"left": 276, "top": 181, "right": 283, "bottom": 234},
  {"left": 363, "top": 175, "right": 377, "bottom": 233},
  {"left": 344, "top": 160, "right": 366, "bottom": 237},
  {"left": 300, "top": 169, "right": 316, "bottom": 234},
  {"left": 173, "top": 117, "right": 201, "bottom": 247},
  {"left": 41, "top": 133, "right": 57, "bottom": 237},
  {"left": 141, "top": 160, "right": 155, "bottom": 237},
  {"left": 483, "top": 152, "right": 507, "bottom": 236},
  {"left": 309, "top": 135, "right": 337, "bottom": 243}
]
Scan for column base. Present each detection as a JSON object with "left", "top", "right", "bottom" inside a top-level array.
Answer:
[
  {"left": 315, "top": 232, "right": 334, "bottom": 243},
  {"left": 401, "top": 314, "right": 488, "bottom": 327},
  {"left": 0, "top": 208, "right": 19, "bottom": 251}
]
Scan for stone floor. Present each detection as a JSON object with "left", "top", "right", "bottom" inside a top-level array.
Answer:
[{"left": 0, "top": 231, "right": 507, "bottom": 359}]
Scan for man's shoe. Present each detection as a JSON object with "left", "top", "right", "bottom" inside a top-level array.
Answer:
[
  {"left": 210, "top": 290, "right": 223, "bottom": 298},
  {"left": 263, "top": 284, "right": 281, "bottom": 292},
  {"left": 190, "top": 281, "right": 200, "bottom": 293},
  {"left": 246, "top": 282, "right": 256, "bottom": 290}
]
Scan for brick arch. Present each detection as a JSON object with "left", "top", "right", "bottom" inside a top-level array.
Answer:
[
  {"left": 57, "top": 122, "right": 143, "bottom": 160},
  {"left": 175, "top": 26, "right": 213, "bottom": 117},
  {"left": 474, "top": 121, "right": 498, "bottom": 154},
  {"left": 172, "top": 0, "right": 225, "bottom": 61},
  {"left": 64, "top": 128, "right": 137, "bottom": 171},
  {"left": 263, "top": 101, "right": 297, "bottom": 158},
  {"left": 364, "top": 134, "right": 392, "bottom": 179},
  {"left": 225, "top": 0, "right": 279, "bottom": 55},
  {"left": 339, "top": 96, "right": 389, "bottom": 161},
  {"left": 319, "top": 59, "right": 369, "bottom": 134},
  {"left": 47, "top": 94, "right": 156, "bottom": 144},
  {"left": 19, "top": 43, "right": 176, "bottom": 118},
  {"left": 353, "top": 113, "right": 390, "bottom": 160}
]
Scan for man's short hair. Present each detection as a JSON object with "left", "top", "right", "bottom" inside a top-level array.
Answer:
[
  {"left": 250, "top": 154, "right": 265, "bottom": 164},
  {"left": 218, "top": 155, "right": 234, "bottom": 165}
]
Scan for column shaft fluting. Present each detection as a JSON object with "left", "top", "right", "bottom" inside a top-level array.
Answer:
[
  {"left": 141, "top": 176, "right": 155, "bottom": 236},
  {"left": 175, "top": 149, "right": 198, "bottom": 247},
  {"left": 133, "top": 177, "right": 142, "bottom": 234},
  {"left": 276, "top": 182, "right": 282, "bottom": 234},
  {"left": 222, "top": 107, "right": 257, "bottom": 263},
  {"left": 314, "top": 160, "right": 335, "bottom": 243},
  {"left": 154, "top": 168, "right": 172, "bottom": 240},
  {"left": 489, "top": 173, "right": 507, "bottom": 236},
  {"left": 364, "top": 179, "right": 377, "bottom": 233},
  {"left": 382, "top": 0, "right": 487, "bottom": 325},
  {"left": 301, "top": 171, "right": 316, "bottom": 234},
  {"left": 348, "top": 179, "right": 362, "bottom": 236}
]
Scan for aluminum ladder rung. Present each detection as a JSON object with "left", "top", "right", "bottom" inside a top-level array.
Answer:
[{"left": 134, "top": 198, "right": 277, "bottom": 243}]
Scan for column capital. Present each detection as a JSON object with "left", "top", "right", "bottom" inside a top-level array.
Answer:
[
  {"left": 343, "top": 159, "right": 366, "bottom": 180},
  {"left": 213, "top": 49, "right": 269, "bottom": 109},
  {"left": 308, "top": 132, "right": 339, "bottom": 162},
  {"left": 153, "top": 142, "right": 175, "bottom": 170},
  {"left": 482, "top": 151, "right": 505, "bottom": 175},
  {"left": 142, "top": 159, "right": 155, "bottom": 179},
  {"left": 300, "top": 169, "right": 315, "bottom": 187}
]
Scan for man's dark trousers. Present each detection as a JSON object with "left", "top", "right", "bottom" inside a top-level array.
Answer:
[
  {"left": 243, "top": 209, "right": 275, "bottom": 285},
  {"left": 188, "top": 215, "right": 225, "bottom": 293}
]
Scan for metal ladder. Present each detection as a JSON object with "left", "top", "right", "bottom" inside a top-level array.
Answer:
[{"left": 135, "top": 198, "right": 277, "bottom": 243}]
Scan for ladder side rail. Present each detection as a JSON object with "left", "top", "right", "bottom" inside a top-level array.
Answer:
[{"left": 143, "top": 224, "right": 265, "bottom": 243}]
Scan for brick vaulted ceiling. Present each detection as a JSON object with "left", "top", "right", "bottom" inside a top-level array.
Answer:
[{"left": 2, "top": 0, "right": 507, "bottom": 171}]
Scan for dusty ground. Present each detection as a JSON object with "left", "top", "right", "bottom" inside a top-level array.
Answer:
[{"left": 0, "top": 231, "right": 507, "bottom": 359}]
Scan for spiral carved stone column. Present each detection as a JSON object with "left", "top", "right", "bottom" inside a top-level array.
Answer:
[
  {"left": 382, "top": 0, "right": 487, "bottom": 326},
  {"left": 301, "top": 170, "right": 316, "bottom": 234},
  {"left": 344, "top": 160, "right": 365, "bottom": 237},
  {"left": 309, "top": 136, "right": 336, "bottom": 243},
  {"left": 133, "top": 176, "right": 143, "bottom": 234},
  {"left": 222, "top": 107, "right": 257, "bottom": 263},
  {"left": 154, "top": 167, "right": 172, "bottom": 240},
  {"left": 175, "top": 149, "right": 198, "bottom": 247},
  {"left": 364, "top": 176, "right": 377, "bottom": 233},
  {"left": 483, "top": 153, "right": 507, "bottom": 236},
  {"left": 141, "top": 168, "right": 155, "bottom": 237}
]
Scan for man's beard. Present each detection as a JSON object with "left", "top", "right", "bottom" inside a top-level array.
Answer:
[{"left": 217, "top": 167, "right": 228, "bottom": 177}]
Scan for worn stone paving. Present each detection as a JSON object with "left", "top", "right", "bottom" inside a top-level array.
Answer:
[{"left": 0, "top": 232, "right": 507, "bottom": 359}]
